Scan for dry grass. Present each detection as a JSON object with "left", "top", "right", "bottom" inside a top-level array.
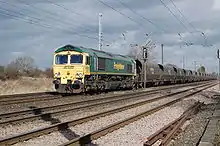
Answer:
[{"left": 0, "top": 77, "right": 55, "bottom": 95}]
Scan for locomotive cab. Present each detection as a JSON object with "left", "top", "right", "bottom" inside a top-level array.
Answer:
[{"left": 53, "top": 46, "right": 90, "bottom": 93}]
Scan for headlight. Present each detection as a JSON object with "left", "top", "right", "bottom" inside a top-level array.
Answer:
[
  {"left": 76, "top": 73, "right": 83, "bottom": 78},
  {"left": 54, "top": 72, "right": 60, "bottom": 77}
]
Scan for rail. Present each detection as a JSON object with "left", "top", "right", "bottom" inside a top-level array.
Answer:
[
  {"left": 143, "top": 102, "right": 202, "bottom": 146},
  {"left": 0, "top": 91, "right": 59, "bottom": 105},
  {"left": 0, "top": 82, "right": 215, "bottom": 145},
  {"left": 0, "top": 81, "right": 212, "bottom": 106},
  {"left": 0, "top": 82, "right": 214, "bottom": 126}
]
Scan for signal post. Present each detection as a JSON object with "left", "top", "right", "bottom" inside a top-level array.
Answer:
[
  {"left": 142, "top": 46, "right": 148, "bottom": 88},
  {"left": 217, "top": 49, "right": 220, "bottom": 90}
]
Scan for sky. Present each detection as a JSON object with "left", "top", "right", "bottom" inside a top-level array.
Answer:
[{"left": 0, "top": 0, "right": 220, "bottom": 73}]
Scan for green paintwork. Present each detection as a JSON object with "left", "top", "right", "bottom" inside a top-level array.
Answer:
[
  {"left": 55, "top": 44, "right": 136, "bottom": 75},
  {"left": 55, "top": 45, "right": 84, "bottom": 53}
]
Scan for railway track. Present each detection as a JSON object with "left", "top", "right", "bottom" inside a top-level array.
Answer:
[
  {"left": 0, "top": 81, "right": 213, "bottom": 125},
  {"left": 0, "top": 82, "right": 216, "bottom": 145},
  {"left": 0, "top": 91, "right": 60, "bottom": 105},
  {"left": 0, "top": 81, "right": 211, "bottom": 106},
  {"left": 143, "top": 101, "right": 202, "bottom": 146},
  {"left": 60, "top": 83, "right": 215, "bottom": 146}
]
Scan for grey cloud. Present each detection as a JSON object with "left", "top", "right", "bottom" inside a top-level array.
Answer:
[{"left": 0, "top": 0, "right": 219, "bottom": 72}]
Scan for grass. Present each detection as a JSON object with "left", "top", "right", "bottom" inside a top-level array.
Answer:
[{"left": 0, "top": 77, "right": 55, "bottom": 95}]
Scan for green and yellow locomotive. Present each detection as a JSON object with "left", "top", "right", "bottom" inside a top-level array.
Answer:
[{"left": 53, "top": 45, "right": 137, "bottom": 93}]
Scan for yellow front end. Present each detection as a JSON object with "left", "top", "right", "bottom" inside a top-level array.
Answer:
[{"left": 53, "top": 51, "right": 90, "bottom": 93}]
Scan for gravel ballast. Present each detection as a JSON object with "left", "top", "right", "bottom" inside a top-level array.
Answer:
[
  {"left": 12, "top": 96, "right": 182, "bottom": 146},
  {"left": 169, "top": 104, "right": 215, "bottom": 146},
  {"left": 91, "top": 85, "right": 220, "bottom": 146},
  {"left": 0, "top": 86, "right": 197, "bottom": 138},
  {"left": 0, "top": 84, "right": 201, "bottom": 114},
  {"left": 0, "top": 83, "right": 215, "bottom": 146},
  {"left": 0, "top": 90, "right": 141, "bottom": 114},
  {"left": 213, "top": 120, "right": 220, "bottom": 146},
  {"left": 91, "top": 99, "right": 197, "bottom": 146},
  {"left": 1, "top": 93, "right": 164, "bottom": 138},
  {"left": 168, "top": 85, "right": 220, "bottom": 146}
]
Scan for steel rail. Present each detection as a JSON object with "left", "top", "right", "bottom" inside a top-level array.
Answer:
[
  {"left": 60, "top": 84, "right": 214, "bottom": 146},
  {"left": 0, "top": 81, "right": 213, "bottom": 125},
  {"left": 0, "top": 91, "right": 57, "bottom": 100},
  {"left": 0, "top": 81, "right": 211, "bottom": 106},
  {"left": 0, "top": 92, "right": 60, "bottom": 105},
  {"left": 0, "top": 83, "right": 216, "bottom": 145}
]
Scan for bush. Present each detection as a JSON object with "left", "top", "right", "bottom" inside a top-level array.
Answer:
[
  {"left": 4, "top": 64, "right": 19, "bottom": 79},
  {"left": 0, "top": 56, "right": 52, "bottom": 80},
  {"left": 4, "top": 56, "right": 38, "bottom": 79},
  {"left": 44, "top": 68, "right": 53, "bottom": 78},
  {"left": 12, "top": 56, "right": 36, "bottom": 76},
  {"left": 0, "top": 65, "right": 5, "bottom": 80}
]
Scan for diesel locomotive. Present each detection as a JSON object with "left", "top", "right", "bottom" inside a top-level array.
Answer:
[{"left": 52, "top": 44, "right": 216, "bottom": 93}]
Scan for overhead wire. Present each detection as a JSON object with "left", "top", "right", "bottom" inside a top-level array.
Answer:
[
  {"left": 18, "top": 0, "right": 111, "bottom": 44},
  {"left": 159, "top": 0, "right": 200, "bottom": 47},
  {"left": 168, "top": 0, "right": 198, "bottom": 32},
  {"left": 159, "top": 0, "right": 192, "bottom": 33},
  {"left": 0, "top": 10, "right": 50, "bottom": 29},
  {"left": 0, "top": 6, "right": 51, "bottom": 28},
  {"left": 96, "top": 0, "right": 160, "bottom": 48},
  {"left": 44, "top": 0, "right": 96, "bottom": 22},
  {"left": 2, "top": 0, "right": 97, "bottom": 34},
  {"left": 115, "top": 0, "right": 196, "bottom": 47},
  {"left": 96, "top": 0, "right": 145, "bottom": 29},
  {"left": 168, "top": 0, "right": 208, "bottom": 46},
  {"left": 0, "top": 7, "right": 99, "bottom": 40},
  {"left": 116, "top": 0, "right": 167, "bottom": 33}
]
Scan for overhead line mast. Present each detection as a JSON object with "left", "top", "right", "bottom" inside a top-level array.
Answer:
[{"left": 99, "top": 13, "right": 103, "bottom": 51}]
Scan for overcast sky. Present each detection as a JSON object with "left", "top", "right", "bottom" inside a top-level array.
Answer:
[{"left": 0, "top": 0, "right": 220, "bottom": 72}]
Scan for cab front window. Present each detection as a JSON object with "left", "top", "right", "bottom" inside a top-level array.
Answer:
[
  {"left": 55, "top": 55, "right": 68, "bottom": 64},
  {"left": 70, "top": 55, "right": 83, "bottom": 64}
]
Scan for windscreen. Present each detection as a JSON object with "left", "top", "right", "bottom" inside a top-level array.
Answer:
[
  {"left": 55, "top": 55, "right": 68, "bottom": 64},
  {"left": 70, "top": 55, "right": 83, "bottom": 63}
]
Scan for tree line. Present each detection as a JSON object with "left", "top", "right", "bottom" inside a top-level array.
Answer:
[{"left": 0, "top": 56, "right": 53, "bottom": 81}]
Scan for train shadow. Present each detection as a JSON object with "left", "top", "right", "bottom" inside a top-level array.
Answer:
[{"left": 29, "top": 106, "right": 80, "bottom": 141}]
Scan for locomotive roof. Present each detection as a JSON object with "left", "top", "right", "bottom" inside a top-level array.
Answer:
[{"left": 55, "top": 44, "right": 135, "bottom": 62}]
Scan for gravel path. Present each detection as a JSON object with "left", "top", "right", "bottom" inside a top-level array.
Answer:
[{"left": 12, "top": 95, "right": 182, "bottom": 146}]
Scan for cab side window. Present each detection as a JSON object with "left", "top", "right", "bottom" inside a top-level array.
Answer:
[{"left": 86, "top": 56, "right": 90, "bottom": 65}]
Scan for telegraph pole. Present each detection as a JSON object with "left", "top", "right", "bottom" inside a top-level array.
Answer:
[
  {"left": 98, "top": 13, "right": 103, "bottom": 51},
  {"left": 161, "top": 44, "right": 164, "bottom": 64}
]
